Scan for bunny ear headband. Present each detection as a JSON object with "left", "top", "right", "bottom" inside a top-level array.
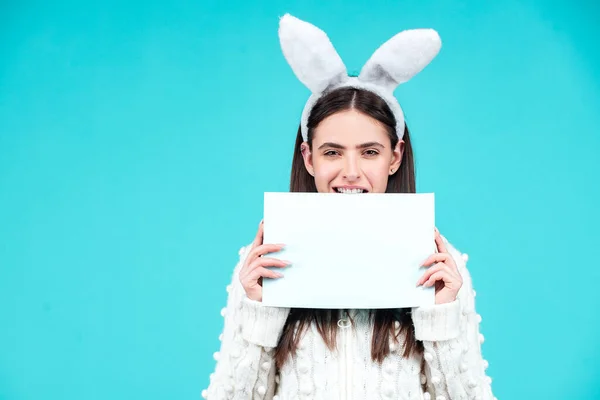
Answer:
[{"left": 278, "top": 14, "right": 442, "bottom": 141}]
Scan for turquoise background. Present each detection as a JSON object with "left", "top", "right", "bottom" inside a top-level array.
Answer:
[{"left": 1, "top": 0, "right": 599, "bottom": 399}]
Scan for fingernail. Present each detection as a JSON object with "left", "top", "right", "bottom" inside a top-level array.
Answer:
[
  {"left": 283, "top": 260, "right": 292, "bottom": 265},
  {"left": 276, "top": 272, "right": 284, "bottom": 278}
]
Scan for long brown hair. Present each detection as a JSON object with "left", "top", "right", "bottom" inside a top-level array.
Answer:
[{"left": 275, "top": 87, "right": 424, "bottom": 369}]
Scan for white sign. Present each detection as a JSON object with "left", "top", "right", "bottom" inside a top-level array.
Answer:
[{"left": 262, "top": 192, "right": 436, "bottom": 309}]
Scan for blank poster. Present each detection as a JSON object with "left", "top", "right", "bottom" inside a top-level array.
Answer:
[{"left": 262, "top": 192, "right": 436, "bottom": 309}]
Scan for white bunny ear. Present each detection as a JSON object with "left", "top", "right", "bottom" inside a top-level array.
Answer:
[
  {"left": 278, "top": 14, "right": 348, "bottom": 94},
  {"left": 359, "top": 29, "right": 441, "bottom": 92}
]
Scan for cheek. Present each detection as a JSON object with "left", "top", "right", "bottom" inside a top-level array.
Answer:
[
  {"left": 312, "top": 160, "right": 339, "bottom": 184},
  {"left": 364, "top": 162, "right": 391, "bottom": 189}
]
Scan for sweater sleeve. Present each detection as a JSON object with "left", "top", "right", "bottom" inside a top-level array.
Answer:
[
  {"left": 202, "top": 245, "right": 291, "bottom": 400},
  {"left": 411, "top": 240, "right": 496, "bottom": 400}
]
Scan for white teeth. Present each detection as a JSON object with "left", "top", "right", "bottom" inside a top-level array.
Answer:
[{"left": 336, "top": 188, "right": 364, "bottom": 194}]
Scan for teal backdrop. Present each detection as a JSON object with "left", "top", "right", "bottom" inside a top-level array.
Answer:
[{"left": 1, "top": 1, "right": 599, "bottom": 399}]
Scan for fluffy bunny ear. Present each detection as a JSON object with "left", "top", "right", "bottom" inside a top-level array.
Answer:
[
  {"left": 359, "top": 29, "right": 441, "bottom": 92},
  {"left": 279, "top": 14, "right": 348, "bottom": 94}
]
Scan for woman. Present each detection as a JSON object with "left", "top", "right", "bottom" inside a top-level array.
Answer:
[{"left": 204, "top": 14, "right": 495, "bottom": 400}]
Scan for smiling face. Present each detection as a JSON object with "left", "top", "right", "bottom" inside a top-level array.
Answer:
[{"left": 300, "top": 110, "right": 404, "bottom": 194}]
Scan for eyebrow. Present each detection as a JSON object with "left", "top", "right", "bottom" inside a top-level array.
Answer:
[{"left": 317, "top": 141, "right": 385, "bottom": 150}]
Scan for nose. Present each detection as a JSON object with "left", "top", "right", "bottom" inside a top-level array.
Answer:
[{"left": 343, "top": 155, "right": 360, "bottom": 182}]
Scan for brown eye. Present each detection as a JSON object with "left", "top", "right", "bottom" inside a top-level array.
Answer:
[
  {"left": 364, "top": 149, "right": 379, "bottom": 156},
  {"left": 324, "top": 150, "right": 339, "bottom": 157}
]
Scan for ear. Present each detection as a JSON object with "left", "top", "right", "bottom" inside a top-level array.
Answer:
[
  {"left": 300, "top": 142, "right": 315, "bottom": 176},
  {"left": 359, "top": 29, "right": 441, "bottom": 93},
  {"left": 389, "top": 140, "right": 405, "bottom": 175},
  {"left": 279, "top": 14, "right": 348, "bottom": 93}
]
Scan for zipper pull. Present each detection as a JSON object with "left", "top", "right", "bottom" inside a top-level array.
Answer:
[{"left": 337, "top": 310, "right": 351, "bottom": 328}]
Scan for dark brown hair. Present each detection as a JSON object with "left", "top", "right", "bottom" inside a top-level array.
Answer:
[{"left": 275, "top": 87, "right": 424, "bottom": 369}]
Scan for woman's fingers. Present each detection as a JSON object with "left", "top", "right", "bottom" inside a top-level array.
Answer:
[
  {"left": 240, "top": 257, "right": 290, "bottom": 279},
  {"left": 252, "top": 257, "right": 291, "bottom": 268},
  {"left": 250, "top": 220, "right": 264, "bottom": 249},
  {"left": 240, "top": 221, "right": 288, "bottom": 301},
  {"left": 434, "top": 228, "right": 448, "bottom": 254},
  {"left": 417, "top": 262, "right": 454, "bottom": 286},
  {"left": 422, "top": 269, "right": 456, "bottom": 288},
  {"left": 244, "top": 222, "right": 285, "bottom": 271},
  {"left": 245, "top": 266, "right": 284, "bottom": 284},
  {"left": 421, "top": 252, "right": 457, "bottom": 272},
  {"left": 245, "top": 243, "right": 286, "bottom": 266}
]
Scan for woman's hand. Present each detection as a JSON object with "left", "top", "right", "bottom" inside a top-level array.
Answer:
[
  {"left": 417, "top": 227, "right": 463, "bottom": 304},
  {"left": 239, "top": 221, "right": 289, "bottom": 302}
]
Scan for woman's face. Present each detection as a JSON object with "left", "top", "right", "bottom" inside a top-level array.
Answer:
[{"left": 301, "top": 110, "right": 404, "bottom": 194}]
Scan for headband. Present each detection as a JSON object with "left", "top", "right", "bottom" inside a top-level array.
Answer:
[{"left": 278, "top": 14, "right": 442, "bottom": 141}]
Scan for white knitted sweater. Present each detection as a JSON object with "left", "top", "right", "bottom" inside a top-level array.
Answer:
[{"left": 204, "top": 239, "right": 495, "bottom": 400}]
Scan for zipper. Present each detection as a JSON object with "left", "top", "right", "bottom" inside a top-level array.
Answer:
[{"left": 337, "top": 310, "right": 352, "bottom": 400}]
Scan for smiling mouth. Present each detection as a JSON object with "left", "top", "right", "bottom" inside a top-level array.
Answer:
[{"left": 334, "top": 187, "right": 368, "bottom": 194}]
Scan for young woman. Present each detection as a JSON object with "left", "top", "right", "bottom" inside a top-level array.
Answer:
[{"left": 203, "top": 14, "right": 495, "bottom": 400}]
